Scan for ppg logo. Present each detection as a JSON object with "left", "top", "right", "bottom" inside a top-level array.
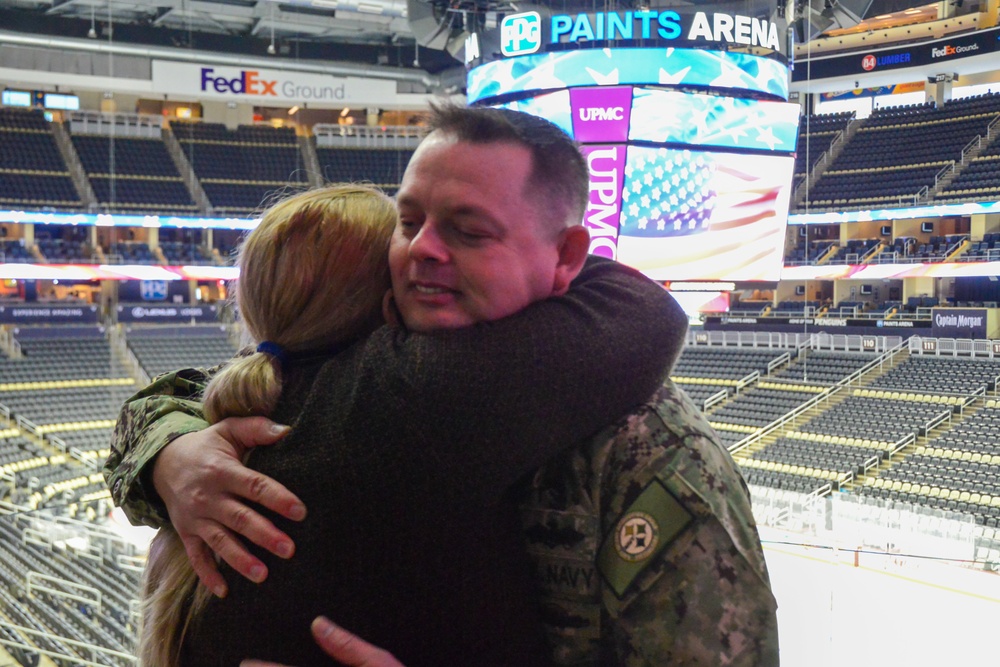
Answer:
[{"left": 501, "top": 12, "right": 541, "bottom": 57}]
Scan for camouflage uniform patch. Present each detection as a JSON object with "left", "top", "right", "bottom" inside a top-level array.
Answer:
[{"left": 519, "top": 380, "right": 780, "bottom": 666}]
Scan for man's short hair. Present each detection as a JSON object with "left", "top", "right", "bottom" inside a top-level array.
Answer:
[{"left": 428, "top": 103, "right": 589, "bottom": 235}]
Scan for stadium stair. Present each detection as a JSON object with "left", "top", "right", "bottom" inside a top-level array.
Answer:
[
  {"left": 792, "top": 115, "right": 860, "bottom": 207},
  {"left": 162, "top": 125, "right": 212, "bottom": 215},
  {"left": 733, "top": 347, "right": 910, "bottom": 473},
  {"left": 50, "top": 119, "right": 97, "bottom": 210},
  {"left": 298, "top": 135, "right": 324, "bottom": 188}
]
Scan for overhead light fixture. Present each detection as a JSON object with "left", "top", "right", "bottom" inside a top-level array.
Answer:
[
  {"left": 356, "top": 3, "right": 384, "bottom": 14},
  {"left": 311, "top": 0, "right": 339, "bottom": 7},
  {"left": 267, "top": 2, "right": 276, "bottom": 55},
  {"left": 340, "top": 107, "right": 350, "bottom": 117},
  {"left": 288, "top": 105, "right": 300, "bottom": 115},
  {"left": 88, "top": 5, "right": 97, "bottom": 38}
]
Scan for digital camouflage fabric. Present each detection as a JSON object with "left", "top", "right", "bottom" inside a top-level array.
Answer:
[
  {"left": 519, "top": 380, "right": 779, "bottom": 666},
  {"left": 105, "top": 367, "right": 215, "bottom": 527}
]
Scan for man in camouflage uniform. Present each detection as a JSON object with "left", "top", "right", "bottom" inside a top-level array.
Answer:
[
  {"left": 520, "top": 381, "right": 778, "bottom": 664},
  {"left": 105, "top": 105, "right": 778, "bottom": 666}
]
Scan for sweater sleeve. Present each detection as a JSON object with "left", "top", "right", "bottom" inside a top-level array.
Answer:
[{"left": 345, "top": 256, "right": 688, "bottom": 503}]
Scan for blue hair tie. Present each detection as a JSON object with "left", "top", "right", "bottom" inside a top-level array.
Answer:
[{"left": 256, "top": 341, "right": 287, "bottom": 364}]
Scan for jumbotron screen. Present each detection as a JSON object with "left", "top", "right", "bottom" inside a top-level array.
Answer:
[{"left": 471, "top": 46, "right": 798, "bottom": 283}]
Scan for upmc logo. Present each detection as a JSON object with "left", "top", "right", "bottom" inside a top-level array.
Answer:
[
  {"left": 501, "top": 12, "right": 541, "bottom": 56},
  {"left": 861, "top": 54, "right": 876, "bottom": 71},
  {"left": 579, "top": 107, "right": 625, "bottom": 121},
  {"left": 201, "top": 67, "right": 278, "bottom": 96}
]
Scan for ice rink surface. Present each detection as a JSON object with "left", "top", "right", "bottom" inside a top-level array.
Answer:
[{"left": 763, "top": 527, "right": 1000, "bottom": 667}]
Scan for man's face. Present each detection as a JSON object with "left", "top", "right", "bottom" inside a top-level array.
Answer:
[{"left": 389, "top": 132, "right": 563, "bottom": 332}]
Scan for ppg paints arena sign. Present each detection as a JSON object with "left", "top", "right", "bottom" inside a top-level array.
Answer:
[{"left": 496, "top": 10, "right": 780, "bottom": 58}]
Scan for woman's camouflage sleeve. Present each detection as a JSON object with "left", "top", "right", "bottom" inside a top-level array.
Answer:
[{"left": 102, "top": 368, "right": 215, "bottom": 528}]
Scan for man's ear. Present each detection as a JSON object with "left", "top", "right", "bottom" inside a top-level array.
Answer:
[{"left": 552, "top": 225, "right": 591, "bottom": 296}]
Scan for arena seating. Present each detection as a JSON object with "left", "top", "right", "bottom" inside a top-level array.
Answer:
[
  {"left": 828, "top": 301, "right": 868, "bottom": 316},
  {"left": 673, "top": 345, "right": 797, "bottom": 446},
  {"left": 959, "top": 232, "right": 1000, "bottom": 261},
  {"left": 108, "top": 241, "right": 156, "bottom": 264},
  {"left": 938, "top": 138, "right": 1000, "bottom": 204},
  {"left": 866, "top": 356, "right": 999, "bottom": 394},
  {"left": 0, "top": 515, "right": 140, "bottom": 664},
  {"left": 126, "top": 328, "right": 238, "bottom": 378},
  {"left": 907, "top": 234, "right": 968, "bottom": 261},
  {"left": 728, "top": 301, "right": 770, "bottom": 314},
  {"left": 71, "top": 134, "right": 198, "bottom": 214},
  {"left": 0, "top": 239, "right": 34, "bottom": 262},
  {"left": 773, "top": 300, "right": 821, "bottom": 314},
  {"left": 158, "top": 233, "right": 217, "bottom": 265},
  {"left": 785, "top": 238, "right": 835, "bottom": 264},
  {"left": 35, "top": 226, "right": 92, "bottom": 263},
  {"left": 710, "top": 387, "right": 819, "bottom": 429},
  {"left": 854, "top": 401, "right": 1000, "bottom": 525},
  {"left": 315, "top": 147, "right": 413, "bottom": 193},
  {"left": 171, "top": 120, "right": 308, "bottom": 215},
  {"left": 827, "top": 238, "right": 880, "bottom": 264},
  {"left": 799, "top": 93, "right": 1000, "bottom": 209},
  {"left": 729, "top": 344, "right": 1000, "bottom": 506},
  {"left": 793, "top": 112, "right": 854, "bottom": 194},
  {"left": 0, "top": 107, "right": 83, "bottom": 212},
  {"left": 744, "top": 435, "right": 884, "bottom": 493},
  {"left": 770, "top": 351, "right": 876, "bottom": 384}
]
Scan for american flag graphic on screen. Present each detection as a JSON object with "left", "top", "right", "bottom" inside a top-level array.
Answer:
[
  {"left": 616, "top": 146, "right": 795, "bottom": 282},
  {"left": 620, "top": 148, "right": 716, "bottom": 237}
]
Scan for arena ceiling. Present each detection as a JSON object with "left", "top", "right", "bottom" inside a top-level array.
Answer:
[{"left": 0, "top": 0, "right": 961, "bottom": 74}]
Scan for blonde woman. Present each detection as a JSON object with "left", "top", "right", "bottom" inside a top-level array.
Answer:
[
  {"left": 139, "top": 183, "right": 394, "bottom": 667},
  {"left": 132, "top": 173, "right": 688, "bottom": 664}
]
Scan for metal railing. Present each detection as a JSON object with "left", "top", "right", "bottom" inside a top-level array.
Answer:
[
  {"left": 69, "top": 447, "right": 100, "bottom": 471},
  {"left": 27, "top": 571, "right": 102, "bottom": 612},
  {"left": 0, "top": 619, "right": 137, "bottom": 666},
  {"left": 68, "top": 110, "right": 163, "bottom": 138},
  {"left": 988, "top": 115, "right": 1000, "bottom": 141},
  {"left": 16, "top": 415, "right": 40, "bottom": 436},
  {"left": 735, "top": 371, "right": 760, "bottom": 394},
  {"left": 703, "top": 389, "right": 728, "bottom": 412},
  {"left": 313, "top": 123, "right": 426, "bottom": 149},
  {"left": 686, "top": 330, "right": 803, "bottom": 348},
  {"left": 116, "top": 554, "right": 146, "bottom": 574},
  {"left": 809, "top": 333, "right": 903, "bottom": 353},
  {"left": 961, "top": 134, "right": 983, "bottom": 165},
  {"left": 909, "top": 337, "right": 1000, "bottom": 358},
  {"left": 767, "top": 353, "right": 791, "bottom": 375}
]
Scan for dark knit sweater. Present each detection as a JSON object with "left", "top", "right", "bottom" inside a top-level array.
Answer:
[{"left": 183, "top": 257, "right": 688, "bottom": 667}]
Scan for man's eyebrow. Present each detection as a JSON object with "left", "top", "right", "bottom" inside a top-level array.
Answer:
[{"left": 395, "top": 194, "right": 418, "bottom": 210}]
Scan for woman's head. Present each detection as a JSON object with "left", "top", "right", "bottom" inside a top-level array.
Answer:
[
  {"left": 203, "top": 184, "right": 395, "bottom": 424},
  {"left": 239, "top": 183, "right": 395, "bottom": 350}
]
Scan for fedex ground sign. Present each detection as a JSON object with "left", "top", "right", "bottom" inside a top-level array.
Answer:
[{"left": 150, "top": 61, "right": 397, "bottom": 106}]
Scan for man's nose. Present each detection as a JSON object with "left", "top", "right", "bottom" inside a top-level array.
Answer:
[{"left": 409, "top": 222, "right": 449, "bottom": 263}]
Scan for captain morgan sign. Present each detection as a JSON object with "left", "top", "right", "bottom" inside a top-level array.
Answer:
[{"left": 151, "top": 61, "right": 398, "bottom": 106}]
